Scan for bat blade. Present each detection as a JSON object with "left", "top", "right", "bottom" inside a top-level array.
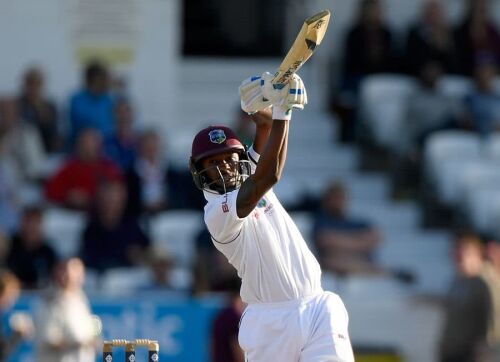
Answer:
[{"left": 272, "top": 10, "right": 331, "bottom": 88}]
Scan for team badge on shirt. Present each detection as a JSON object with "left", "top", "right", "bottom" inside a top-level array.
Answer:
[
  {"left": 209, "top": 129, "right": 226, "bottom": 144},
  {"left": 257, "top": 198, "right": 267, "bottom": 208}
]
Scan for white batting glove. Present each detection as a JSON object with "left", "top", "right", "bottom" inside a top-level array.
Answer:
[
  {"left": 239, "top": 76, "right": 272, "bottom": 114},
  {"left": 260, "top": 72, "right": 308, "bottom": 120},
  {"left": 260, "top": 72, "right": 307, "bottom": 108}
]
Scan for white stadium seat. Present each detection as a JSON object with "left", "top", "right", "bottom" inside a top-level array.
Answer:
[
  {"left": 424, "top": 130, "right": 483, "bottom": 204},
  {"left": 43, "top": 208, "right": 86, "bottom": 258},
  {"left": 101, "top": 267, "right": 151, "bottom": 295},
  {"left": 359, "top": 74, "right": 417, "bottom": 150},
  {"left": 425, "top": 130, "right": 482, "bottom": 179},
  {"left": 289, "top": 211, "right": 315, "bottom": 251},
  {"left": 149, "top": 210, "right": 204, "bottom": 267},
  {"left": 484, "top": 133, "right": 500, "bottom": 161},
  {"left": 437, "top": 75, "right": 472, "bottom": 99},
  {"left": 464, "top": 187, "right": 500, "bottom": 234}
]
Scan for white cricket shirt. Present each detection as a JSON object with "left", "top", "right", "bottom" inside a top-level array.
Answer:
[{"left": 203, "top": 147, "right": 322, "bottom": 304}]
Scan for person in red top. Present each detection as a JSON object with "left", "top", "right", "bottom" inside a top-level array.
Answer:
[{"left": 45, "top": 128, "right": 123, "bottom": 210}]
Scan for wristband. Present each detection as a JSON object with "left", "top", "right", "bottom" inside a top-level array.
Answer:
[{"left": 272, "top": 105, "right": 292, "bottom": 121}]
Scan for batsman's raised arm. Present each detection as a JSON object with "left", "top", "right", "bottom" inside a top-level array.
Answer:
[{"left": 236, "top": 73, "right": 307, "bottom": 217}]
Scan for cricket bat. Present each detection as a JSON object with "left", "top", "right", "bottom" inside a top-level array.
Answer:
[{"left": 272, "top": 10, "right": 331, "bottom": 88}]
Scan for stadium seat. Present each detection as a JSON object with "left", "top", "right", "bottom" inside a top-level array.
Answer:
[
  {"left": 424, "top": 130, "right": 483, "bottom": 204},
  {"left": 42, "top": 208, "right": 86, "bottom": 258},
  {"left": 101, "top": 267, "right": 151, "bottom": 295},
  {"left": 484, "top": 133, "right": 500, "bottom": 160},
  {"left": 433, "top": 157, "right": 485, "bottom": 205},
  {"left": 437, "top": 75, "right": 472, "bottom": 99},
  {"left": 464, "top": 186, "right": 500, "bottom": 234},
  {"left": 359, "top": 74, "right": 417, "bottom": 150},
  {"left": 289, "top": 211, "right": 315, "bottom": 251},
  {"left": 149, "top": 210, "right": 204, "bottom": 267},
  {"left": 348, "top": 200, "right": 421, "bottom": 230},
  {"left": 424, "top": 130, "right": 482, "bottom": 180}
]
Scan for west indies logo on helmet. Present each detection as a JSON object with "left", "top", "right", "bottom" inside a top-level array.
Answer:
[{"left": 189, "top": 125, "right": 251, "bottom": 194}]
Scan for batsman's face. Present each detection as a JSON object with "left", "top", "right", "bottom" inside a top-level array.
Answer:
[{"left": 201, "top": 151, "right": 241, "bottom": 189}]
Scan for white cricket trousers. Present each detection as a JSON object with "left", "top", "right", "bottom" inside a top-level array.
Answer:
[{"left": 238, "top": 291, "right": 354, "bottom": 362}]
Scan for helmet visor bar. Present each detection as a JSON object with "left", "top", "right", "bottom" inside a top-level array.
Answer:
[{"left": 198, "top": 159, "right": 251, "bottom": 194}]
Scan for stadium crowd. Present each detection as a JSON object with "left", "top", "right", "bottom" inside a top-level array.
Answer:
[{"left": 0, "top": 0, "right": 500, "bottom": 361}]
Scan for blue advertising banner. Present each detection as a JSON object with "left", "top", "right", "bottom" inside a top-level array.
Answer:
[{"left": 7, "top": 294, "right": 224, "bottom": 362}]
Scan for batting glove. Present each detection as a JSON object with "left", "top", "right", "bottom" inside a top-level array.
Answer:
[
  {"left": 260, "top": 72, "right": 308, "bottom": 120},
  {"left": 260, "top": 72, "right": 307, "bottom": 108},
  {"left": 239, "top": 76, "right": 272, "bottom": 114}
]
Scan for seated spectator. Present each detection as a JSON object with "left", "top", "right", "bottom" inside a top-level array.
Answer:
[
  {"left": 312, "top": 181, "right": 382, "bottom": 276},
  {"left": 45, "top": 128, "right": 123, "bottom": 211},
  {"left": 80, "top": 181, "right": 150, "bottom": 272},
  {"left": 69, "top": 60, "right": 115, "bottom": 143},
  {"left": 0, "top": 270, "right": 33, "bottom": 360},
  {"left": 127, "top": 130, "right": 205, "bottom": 214},
  {"left": 460, "top": 56, "right": 500, "bottom": 136},
  {"left": 0, "top": 97, "right": 47, "bottom": 181},
  {"left": 404, "top": 0, "right": 458, "bottom": 76},
  {"left": 104, "top": 98, "right": 138, "bottom": 172},
  {"left": 0, "top": 135, "right": 21, "bottom": 233},
  {"left": 340, "top": 0, "right": 397, "bottom": 92},
  {"left": 481, "top": 238, "right": 500, "bottom": 359},
  {"left": 18, "top": 67, "right": 61, "bottom": 153},
  {"left": 35, "top": 258, "right": 98, "bottom": 362},
  {"left": 126, "top": 130, "right": 168, "bottom": 215},
  {"left": 6, "top": 206, "right": 57, "bottom": 289},
  {"left": 439, "top": 232, "right": 491, "bottom": 362},
  {"left": 332, "top": 0, "right": 398, "bottom": 142},
  {"left": 454, "top": 0, "right": 500, "bottom": 76},
  {"left": 210, "top": 278, "right": 245, "bottom": 362}
]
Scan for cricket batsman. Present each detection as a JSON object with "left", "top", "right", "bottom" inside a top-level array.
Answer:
[{"left": 189, "top": 72, "right": 355, "bottom": 361}]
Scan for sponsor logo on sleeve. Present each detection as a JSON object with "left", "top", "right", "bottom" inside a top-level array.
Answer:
[{"left": 221, "top": 194, "right": 229, "bottom": 213}]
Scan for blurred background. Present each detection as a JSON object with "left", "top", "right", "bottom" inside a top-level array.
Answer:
[{"left": 1, "top": 0, "right": 500, "bottom": 361}]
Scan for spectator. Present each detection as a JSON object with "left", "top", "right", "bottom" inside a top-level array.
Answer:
[
  {"left": 454, "top": 0, "right": 500, "bottom": 76},
  {"left": 0, "top": 270, "right": 33, "bottom": 360},
  {"left": 104, "top": 98, "right": 138, "bottom": 172},
  {"left": 18, "top": 67, "right": 61, "bottom": 153},
  {"left": 80, "top": 181, "right": 150, "bottom": 272},
  {"left": 313, "top": 181, "right": 382, "bottom": 276},
  {"left": 127, "top": 130, "right": 204, "bottom": 214},
  {"left": 6, "top": 206, "right": 57, "bottom": 289},
  {"left": 211, "top": 278, "right": 245, "bottom": 362},
  {"left": 481, "top": 239, "right": 500, "bottom": 359},
  {"left": 127, "top": 130, "right": 168, "bottom": 214},
  {"left": 45, "top": 128, "right": 123, "bottom": 210},
  {"left": 332, "top": 0, "right": 397, "bottom": 142},
  {"left": 460, "top": 56, "right": 500, "bottom": 136},
  {"left": 341, "top": 0, "right": 397, "bottom": 91},
  {"left": 439, "top": 233, "right": 491, "bottom": 362},
  {"left": 404, "top": 0, "right": 458, "bottom": 76},
  {"left": 69, "top": 60, "right": 115, "bottom": 143},
  {"left": 35, "top": 258, "right": 99, "bottom": 362},
  {"left": 0, "top": 134, "right": 21, "bottom": 234},
  {"left": 0, "top": 97, "right": 47, "bottom": 181}
]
